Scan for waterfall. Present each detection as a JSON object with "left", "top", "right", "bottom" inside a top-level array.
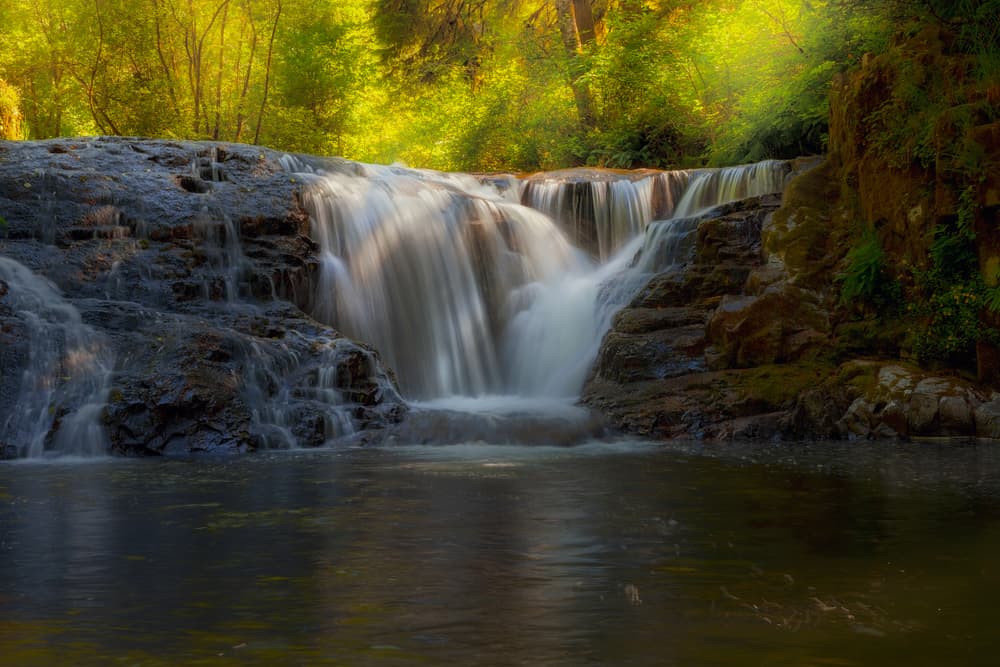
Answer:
[
  {"left": 522, "top": 169, "right": 691, "bottom": 261},
  {"left": 672, "top": 160, "right": 788, "bottom": 218},
  {"left": 294, "top": 159, "right": 786, "bottom": 404},
  {"left": 243, "top": 332, "right": 373, "bottom": 449},
  {"left": 300, "top": 163, "right": 587, "bottom": 399},
  {"left": 0, "top": 258, "right": 113, "bottom": 458}
]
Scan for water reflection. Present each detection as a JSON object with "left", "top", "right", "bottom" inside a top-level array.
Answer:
[{"left": 2, "top": 441, "right": 1000, "bottom": 665}]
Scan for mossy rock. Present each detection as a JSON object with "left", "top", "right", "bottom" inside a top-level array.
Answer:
[
  {"left": 766, "top": 160, "right": 849, "bottom": 291},
  {"left": 728, "top": 362, "right": 837, "bottom": 413}
]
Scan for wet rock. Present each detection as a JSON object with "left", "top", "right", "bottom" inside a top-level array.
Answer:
[
  {"left": 907, "top": 391, "right": 940, "bottom": 435},
  {"left": 786, "top": 387, "right": 845, "bottom": 439},
  {"left": 0, "top": 138, "right": 407, "bottom": 457},
  {"left": 975, "top": 400, "right": 1000, "bottom": 439},
  {"left": 829, "top": 364, "right": 991, "bottom": 440},
  {"left": 706, "top": 284, "right": 829, "bottom": 368},
  {"left": 938, "top": 395, "right": 974, "bottom": 436},
  {"left": 878, "top": 400, "right": 908, "bottom": 437},
  {"left": 839, "top": 398, "right": 875, "bottom": 438},
  {"left": 593, "top": 326, "right": 707, "bottom": 384},
  {"left": 612, "top": 307, "right": 706, "bottom": 335},
  {"left": 583, "top": 195, "right": 807, "bottom": 441}
]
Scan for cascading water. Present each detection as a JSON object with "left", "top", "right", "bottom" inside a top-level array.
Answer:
[
  {"left": 671, "top": 160, "right": 788, "bottom": 218},
  {"left": 294, "top": 158, "right": 789, "bottom": 408},
  {"left": 242, "top": 331, "right": 387, "bottom": 448},
  {"left": 522, "top": 169, "right": 691, "bottom": 261},
  {"left": 0, "top": 149, "right": 789, "bottom": 455},
  {"left": 299, "top": 163, "right": 588, "bottom": 399},
  {"left": 0, "top": 258, "right": 113, "bottom": 458},
  {"left": 191, "top": 206, "right": 250, "bottom": 302}
]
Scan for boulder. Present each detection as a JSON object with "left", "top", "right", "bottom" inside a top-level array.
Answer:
[
  {"left": 706, "top": 283, "right": 830, "bottom": 368},
  {"left": 975, "top": 400, "right": 1000, "bottom": 440}
]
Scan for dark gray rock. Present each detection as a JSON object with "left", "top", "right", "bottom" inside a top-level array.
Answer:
[
  {"left": 0, "top": 138, "right": 406, "bottom": 456},
  {"left": 582, "top": 195, "right": 785, "bottom": 440}
]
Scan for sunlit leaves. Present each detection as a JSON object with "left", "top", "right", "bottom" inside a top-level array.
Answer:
[{"left": 0, "top": 0, "right": 907, "bottom": 170}]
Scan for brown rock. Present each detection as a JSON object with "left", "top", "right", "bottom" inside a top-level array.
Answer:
[
  {"left": 974, "top": 400, "right": 1000, "bottom": 439},
  {"left": 877, "top": 400, "right": 909, "bottom": 437},
  {"left": 839, "top": 397, "right": 875, "bottom": 438},
  {"left": 938, "top": 395, "right": 974, "bottom": 436}
]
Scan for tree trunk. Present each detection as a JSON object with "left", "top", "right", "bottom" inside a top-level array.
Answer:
[
  {"left": 233, "top": 3, "right": 258, "bottom": 143},
  {"left": 212, "top": 1, "right": 229, "bottom": 139},
  {"left": 253, "top": 0, "right": 281, "bottom": 146},
  {"left": 151, "top": 0, "right": 180, "bottom": 116},
  {"left": 571, "top": 0, "right": 596, "bottom": 44},
  {"left": 555, "top": 0, "right": 595, "bottom": 128}
]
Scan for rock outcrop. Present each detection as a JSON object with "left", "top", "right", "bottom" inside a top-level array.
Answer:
[
  {"left": 583, "top": 159, "right": 1000, "bottom": 442},
  {"left": 583, "top": 192, "right": 828, "bottom": 440},
  {"left": 583, "top": 25, "right": 1000, "bottom": 444},
  {"left": 0, "top": 138, "right": 405, "bottom": 456}
]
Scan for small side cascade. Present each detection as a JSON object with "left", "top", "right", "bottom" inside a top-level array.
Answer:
[
  {"left": 632, "top": 216, "right": 705, "bottom": 274},
  {"left": 0, "top": 258, "right": 113, "bottom": 458},
  {"left": 191, "top": 146, "right": 228, "bottom": 184},
  {"left": 191, "top": 206, "right": 250, "bottom": 302},
  {"left": 244, "top": 333, "right": 375, "bottom": 448},
  {"left": 522, "top": 169, "right": 691, "bottom": 261},
  {"left": 672, "top": 160, "right": 790, "bottom": 218}
]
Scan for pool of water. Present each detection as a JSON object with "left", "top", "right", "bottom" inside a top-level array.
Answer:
[{"left": 2, "top": 439, "right": 1000, "bottom": 665}]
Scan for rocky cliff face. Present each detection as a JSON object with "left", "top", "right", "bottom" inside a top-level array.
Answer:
[
  {"left": 583, "top": 168, "right": 1000, "bottom": 442},
  {"left": 583, "top": 26, "right": 1000, "bottom": 443},
  {"left": 0, "top": 138, "right": 405, "bottom": 457}
]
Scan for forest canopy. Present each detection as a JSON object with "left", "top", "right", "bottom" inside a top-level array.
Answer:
[{"left": 0, "top": 0, "right": 995, "bottom": 171}]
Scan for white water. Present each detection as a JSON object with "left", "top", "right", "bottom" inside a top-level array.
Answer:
[
  {"left": 0, "top": 158, "right": 786, "bottom": 457},
  {"left": 243, "top": 332, "right": 367, "bottom": 449},
  {"left": 294, "top": 159, "right": 788, "bottom": 404},
  {"left": 299, "top": 163, "right": 586, "bottom": 399},
  {"left": 522, "top": 169, "right": 692, "bottom": 261},
  {"left": 672, "top": 160, "right": 788, "bottom": 218},
  {"left": 0, "top": 258, "right": 113, "bottom": 457}
]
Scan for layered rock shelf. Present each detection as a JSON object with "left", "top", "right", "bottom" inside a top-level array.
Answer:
[
  {"left": 0, "top": 138, "right": 405, "bottom": 456},
  {"left": 584, "top": 160, "right": 1000, "bottom": 442}
]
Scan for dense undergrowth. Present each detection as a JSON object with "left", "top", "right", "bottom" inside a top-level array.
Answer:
[
  {"left": 836, "top": 3, "right": 1000, "bottom": 374},
  {"left": 0, "top": 0, "right": 932, "bottom": 171}
]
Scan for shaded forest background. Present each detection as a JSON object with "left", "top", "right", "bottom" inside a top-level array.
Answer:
[{"left": 0, "top": 0, "right": 996, "bottom": 171}]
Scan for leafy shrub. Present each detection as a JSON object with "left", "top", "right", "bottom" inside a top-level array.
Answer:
[
  {"left": 911, "top": 278, "right": 999, "bottom": 364},
  {"left": 910, "top": 216, "right": 1000, "bottom": 366},
  {"left": 839, "top": 227, "right": 900, "bottom": 311}
]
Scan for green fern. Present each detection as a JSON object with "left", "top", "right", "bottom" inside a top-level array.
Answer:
[
  {"left": 840, "top": 226, "right": 894, "bottom": 307},
  {"left": 986, "top": 285, "right": 1000, "bottom": 314}
]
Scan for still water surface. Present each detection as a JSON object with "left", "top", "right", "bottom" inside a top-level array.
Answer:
[{"left": 2, "top": 439, "right": 1000, "bottom": 666}]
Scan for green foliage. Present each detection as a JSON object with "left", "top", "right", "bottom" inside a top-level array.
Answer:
[
  {"left": 986, "top": 285, "right": 1000, "bottom": 314},
  {"left": 705, "top": 0, "right": 893, "bottom": 165},
  {"left": 0, "top": 78, "right": 21, "bottom": 140},
  {"left": 908, "top": 213, "right": 999, "bottom": 366},
  {"left": 910, "top": 277, "right": 998, "bottom": 365},
  {"left": 0, "top": 0, "right": 974, "bottom": 171},
  {"left": 839, "top": 226, "right": 901, "bottom": 312}
]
